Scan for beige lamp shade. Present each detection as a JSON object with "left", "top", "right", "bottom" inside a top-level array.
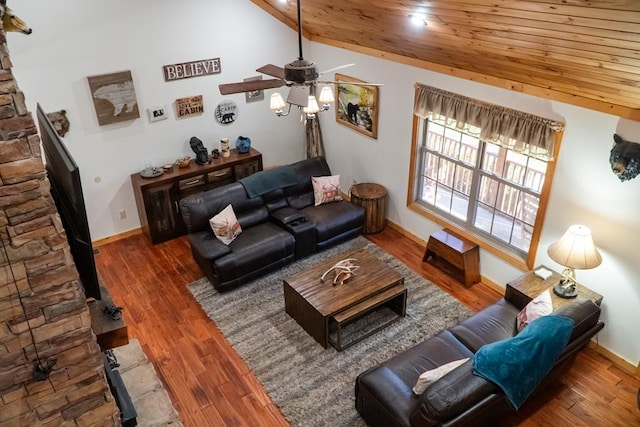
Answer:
[
  {"left": 319, "top": 86, "right": 335, "bottom": 104},
  {"left": 303, "top": 95, "right": 320, "bottom": 115},
  {"left": 547, "top": 224, "right": 602, "bottom": 270},
  {"left": 270, "top": 93, "right": 286, "bottom": 111}
]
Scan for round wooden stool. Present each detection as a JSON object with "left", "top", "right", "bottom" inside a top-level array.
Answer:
[{"left": 350, "top": 183, "right": 387, "bottom": 234}]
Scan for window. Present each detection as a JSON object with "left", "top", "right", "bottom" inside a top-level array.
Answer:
[{"left": 409, "top": 85, "right": 564, "bottom": 269}]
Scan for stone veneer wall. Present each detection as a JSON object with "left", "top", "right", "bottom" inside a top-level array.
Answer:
[{"left": 0, "top": 28, "right": 120, "bottom": 426}]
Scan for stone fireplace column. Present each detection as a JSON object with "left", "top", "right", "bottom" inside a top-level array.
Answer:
[{"left": 0, "top": 24, "right": 120, "bottom": 427}]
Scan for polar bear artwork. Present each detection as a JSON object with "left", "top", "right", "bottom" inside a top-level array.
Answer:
[{"left": 92, "top": 81, "right": 138, "bottom": 117}]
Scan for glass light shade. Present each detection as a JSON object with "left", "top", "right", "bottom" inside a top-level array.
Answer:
[
  {"left": 547, "top": 224, "right": 602, "bottom": 270},
  {"left": 319, "top": 86, "right": 335, "bottom": 104},
  {"left": 303, "top": 95, "right": 320, "bottom": 114},
  {"left": 270, "top": 93, "right": 286, "bottom": 111}
]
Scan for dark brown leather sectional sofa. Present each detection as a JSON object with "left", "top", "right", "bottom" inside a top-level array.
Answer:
[
  {"left": 179, "top": 156, "right": 364, "bottom": 291},
  {"left": 355, "top": 294, "right": 604, "bottom": 426}
]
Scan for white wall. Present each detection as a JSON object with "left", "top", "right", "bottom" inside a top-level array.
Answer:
[
  {"left": 311, "top": 44, "right": 640, "bottom": 367},
  {"left": 7, "top": 1, "right": 639, "bottom": 367},
  {"left": 8, "top": 0, "right": 305, "bottom": 241}
]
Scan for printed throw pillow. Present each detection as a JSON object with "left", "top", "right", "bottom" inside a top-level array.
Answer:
[
  {"left": 516, "top": 289, "right": 553, "bottom": 332},
  {"left": 209, "top": 204, "right": 242, "bottom": 245},
  {"left": 412, "top": 358, "right": 469, "bottom": 395},
  {"left": 312, "top": 175, "right": 343, "bottom": 206}
]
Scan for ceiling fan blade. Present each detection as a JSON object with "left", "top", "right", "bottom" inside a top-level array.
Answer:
[
  {"left": 317, "top": 80, "right": 384, "bottom": 87},
  {"left": 257, "top": 64, "right": 285, "bottom": 80},
  {"left": 319, "top": 63, "right": 354, "bottom": 76},
  {"left": 287, "top": 85, "right": 310, "bottom": 107},
  {"left": 219, "top": 78, "right": 285, "bottom": 95}
]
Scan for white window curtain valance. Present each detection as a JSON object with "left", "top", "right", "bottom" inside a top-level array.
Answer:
[{"left": 414, "top": 84, "right": 565, "bottom": 160}]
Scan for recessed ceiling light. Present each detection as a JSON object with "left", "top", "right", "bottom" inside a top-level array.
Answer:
[{"left": 409, "top": 14, "right": 428, "bottom": 27}]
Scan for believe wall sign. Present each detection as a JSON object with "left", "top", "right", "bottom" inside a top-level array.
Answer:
[{"left": 163, "top": 57, "right": 221, "bottom": 81}]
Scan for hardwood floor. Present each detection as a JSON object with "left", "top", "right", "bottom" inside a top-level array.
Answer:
[{"left": 94, "top": 227, "right": 640, "bottom": 426}]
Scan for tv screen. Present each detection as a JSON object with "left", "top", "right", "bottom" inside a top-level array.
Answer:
[{"left": 37, "top": 103, "right": 101, "bottom": 300}]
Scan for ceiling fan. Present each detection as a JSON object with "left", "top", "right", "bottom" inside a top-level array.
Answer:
[{"left": 218, "top": 0, "right": 381, "bottom": 111}]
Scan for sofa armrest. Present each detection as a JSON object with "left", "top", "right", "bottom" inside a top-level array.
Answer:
[
  {"left": 270, "top": 207, "right": 305, "bottom": 226},
  {"left": 411, "top": 361, "right": 499, "bottom": 425},
  {"left": 553, "top": 299, "right": 601, "bottom": 342},
  {"left": 187, "top": 231, "right": 232, "bottom": 261}
]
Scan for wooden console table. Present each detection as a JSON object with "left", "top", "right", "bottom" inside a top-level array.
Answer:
[
  {"left": 423, "top": 228, "right": 480, "bottom": 287},
  {"left": 131, "top": 148, "right": 262, "bottom": 244}
]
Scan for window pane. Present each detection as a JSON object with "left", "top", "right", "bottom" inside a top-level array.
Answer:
[
  {"left": 478, "top": 176, "right": 498, "bottom": 206},
  {"left": 444, "top": 127, "right": 462, "bottom": 159},
  {"left": 491, "top": 210, "right": 514, "bottom": 243},
  {"left": 421, "top": 177, "right": 436, "bottom": 205},
  {"left": 460, "top": 134, "right": 479, "bottom": 166},
  {"left": 435, "top": 182, "right": 452, "bottom": 212},
  {"left": 427, "top": 123, "right": 444, "bottom": 151},
  {"left": 438, "top": 158, "right": 455, "bottom": 187},
  {"left": 511, "top": 220, "right": 532, "bottom": 251},
  {"left": 517, "top": 193, "right": 539, "bottom": 226},
  {"left": 524, "top": 157, "right": 547, "bottom": 192},
  {"left": 451, "top": 191, "right": 468, "bottom": 221},
  {"left": 474, "top": 202, "right": 494, "bottom": 233},
  {"left": 504, "top": 152, "right": 527, "bottom": 185},
  {"left": 481, "top": 142, "right": 501, "bottom": 174},
  {"left": 453, "top": 165, "right": 472, "bottom": 195},
  {"left": 497, "top": 184, "right": 520, "bottom": 216},
  {"left": 424, "top": 152, "right": 438, "bottom": 180}
]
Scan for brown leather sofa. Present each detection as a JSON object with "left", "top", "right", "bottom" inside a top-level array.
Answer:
[
  {"left": 354, "top": 294, "right": 604, "bottom": 426},
  {"left": 179, "top": 156, "right": 364, "bottom": 291}
]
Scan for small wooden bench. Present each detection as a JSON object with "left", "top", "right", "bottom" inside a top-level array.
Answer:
[{"left": 423, "top": 229, "right": 480, "bottom": 287}]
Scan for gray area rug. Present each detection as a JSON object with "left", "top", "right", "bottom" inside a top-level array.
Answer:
[
  {"left": 188, "top": 237, "right": 472, "bottom": 426},
  {"left": 112, "top": 338, "right": 182, "bottom": 426}
]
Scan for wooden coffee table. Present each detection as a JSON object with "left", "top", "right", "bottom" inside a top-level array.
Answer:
[{"left": 283, "top": 248, "right": 406, "bottom": 351}]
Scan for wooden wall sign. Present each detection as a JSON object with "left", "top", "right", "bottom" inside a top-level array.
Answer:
[
  {"left": 163, "top": 58, "right": 221, "bottom": 82},
  {"left": 175, "top": 95, "right": 204, "bottom": 118}
]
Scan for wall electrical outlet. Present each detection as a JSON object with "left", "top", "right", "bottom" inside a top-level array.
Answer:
[{"left": 118, "top": 209, "right": 126, "bottom": 220}]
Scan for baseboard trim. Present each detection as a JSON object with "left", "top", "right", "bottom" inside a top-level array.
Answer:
[
  {"left": 592, "top": 344, "right": 640, "bottom": 377},
  {"left": 93, "top": 228, "right": 142, "bottom": 247}
]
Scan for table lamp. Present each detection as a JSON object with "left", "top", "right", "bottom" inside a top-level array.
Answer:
[{"left": 547, "top": 224, "right": 602, "bottom": 298}]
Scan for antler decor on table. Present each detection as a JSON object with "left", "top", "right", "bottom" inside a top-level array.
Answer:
[{"left": 320, "top": 258, "right": 360, "bottom": 286}]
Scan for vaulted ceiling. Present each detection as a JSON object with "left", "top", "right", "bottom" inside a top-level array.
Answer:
[{"left": 252, "top": 0, "right": 640, "bottom": 121}]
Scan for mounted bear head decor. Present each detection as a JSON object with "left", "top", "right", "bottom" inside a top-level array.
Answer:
[{"left": 610, "top": 134, "right": 640, "bottom": 182}]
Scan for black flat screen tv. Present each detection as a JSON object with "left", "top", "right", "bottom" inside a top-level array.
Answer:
[{"left": 37, "top": 103, "right": 101, "bottom": 300}]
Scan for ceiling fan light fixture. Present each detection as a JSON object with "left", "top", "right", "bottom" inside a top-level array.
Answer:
[
  {"left": 270, "top": 92, "right": 290, "bottom": 116},
  {"left": 303, "top": 95, "right": 320, "bottom": 116},
  {"left": 319, "top": 86, "right": 335, "bottom": 105}
]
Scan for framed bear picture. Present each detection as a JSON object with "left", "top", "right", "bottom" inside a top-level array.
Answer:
[{"left": 335, "top": 74, "right": 379, "bottom": 139}]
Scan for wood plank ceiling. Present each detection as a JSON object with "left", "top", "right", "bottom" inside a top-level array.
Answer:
[{"left": 251, "top": 0, "right": 640, "bottom": 121}]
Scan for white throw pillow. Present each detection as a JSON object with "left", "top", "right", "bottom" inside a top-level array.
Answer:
[
  {"left": 412, "top": 358, "right": 469, "bottom": 395},
  {"left": 516, "top": 290, "right": 553, "bottom": 332},
  {"left": 312, "top": 175, "right": 343, "bottom": 206},
  {"left": 209, "top": 204, "right": 242, "bottom": 245}
]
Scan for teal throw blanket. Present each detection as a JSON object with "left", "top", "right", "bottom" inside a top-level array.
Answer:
[
  {"left": 472, "top": 314, "right": 574, "bottom": 410},
  {"left": 239, "top": 165, "right": 298, "bottom": 198}
]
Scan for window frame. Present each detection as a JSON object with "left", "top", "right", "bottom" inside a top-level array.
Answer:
[{"left": 407, "top": 115, "right": 563, "bottom": 271}]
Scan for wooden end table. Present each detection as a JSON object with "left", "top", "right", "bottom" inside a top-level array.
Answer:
[
  {"left": 505, "top": 265, "right": 603, "bottom": 310},
  {"left": 283, "top": 248, "right": 406, "bottom": 351},
  {"left": 350, "top": 183, "right": 387, "bottom": 234}
]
